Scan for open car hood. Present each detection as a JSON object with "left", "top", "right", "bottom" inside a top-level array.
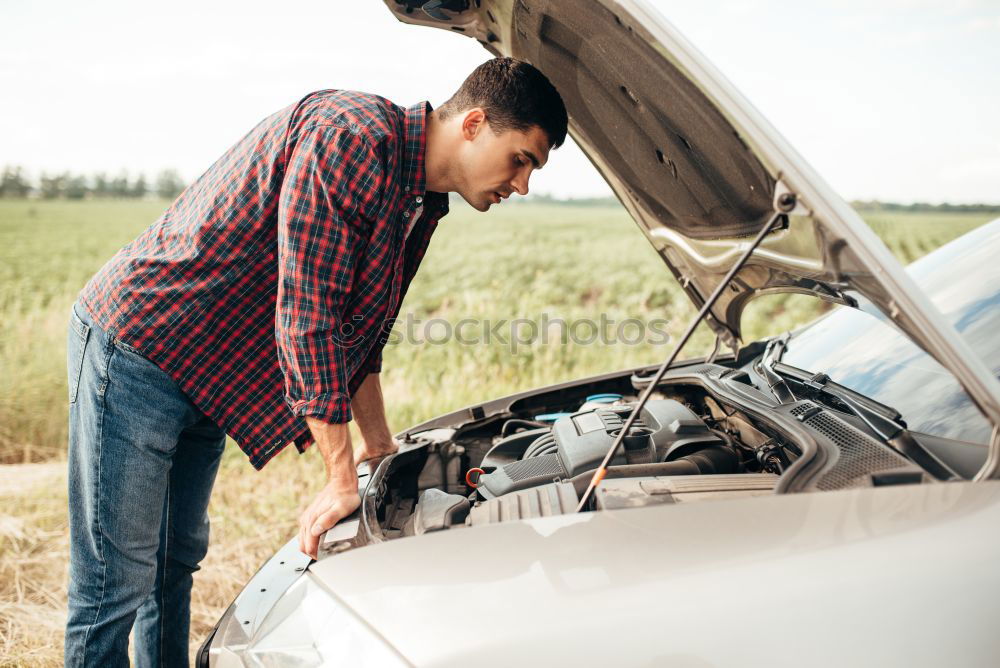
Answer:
[{"left": 383, "top": 0, "right": 1000, "bottom": 470}]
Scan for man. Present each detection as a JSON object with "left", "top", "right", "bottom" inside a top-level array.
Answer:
[{"left": 64, "top": 57, "right": 567, "bottom": 666}]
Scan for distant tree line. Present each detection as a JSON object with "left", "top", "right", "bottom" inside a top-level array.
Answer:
[
  {"left": 0, "top": 166, "right": 186, "bottom": 200},
  {"left": 517, "top": 193, "right": 623, "bottom": 207},
  {"left": 512, "top": 193, "right": 1000, "bottom": 211},
  {"left": 3, "top": 166, "right": 997, "bottom": 212},
  {"left": 489, "top": 192, "right": 621, "bottom": 207},
  {"left": 849, "top": 200, "right": 1000, "bottom": 213}
]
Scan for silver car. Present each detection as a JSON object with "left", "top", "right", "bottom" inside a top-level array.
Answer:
[{"left": 199, "top": 1, "right": 1000, "bottom": 665}]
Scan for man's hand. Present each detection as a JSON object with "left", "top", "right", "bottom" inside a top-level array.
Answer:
[
  {"left": 300, "top": 418, "right": 358, "bottom": 559},
  {"left": 298, "top": 480, "right": 361, "bottom": 560},
  {"left": 297, "top": 376, "right": 397, "bottom": 558}
]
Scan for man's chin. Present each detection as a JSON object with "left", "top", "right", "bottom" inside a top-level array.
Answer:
[{"left": 457, "top": 191, "right": 491, "bottom": 212}]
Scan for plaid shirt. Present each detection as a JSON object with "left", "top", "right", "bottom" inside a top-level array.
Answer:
[{"left": 79, "top": 90, "right": 448, "bottom": 469}]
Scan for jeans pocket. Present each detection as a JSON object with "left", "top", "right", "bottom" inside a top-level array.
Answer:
[
  {"left": 67, "top": 307, "right": 91, "bottom": 404},
  {"left": 112, "top": 335, "right": 145, "bottom": 358}
]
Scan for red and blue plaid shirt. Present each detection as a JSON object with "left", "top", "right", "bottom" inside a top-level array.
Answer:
[{"left": 79, "top": 90, "right": 448, "bottom": 469}]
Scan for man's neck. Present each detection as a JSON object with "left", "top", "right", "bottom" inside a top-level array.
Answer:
[{"left": 424, "top": 109, "right": 455, "bottom": 193}]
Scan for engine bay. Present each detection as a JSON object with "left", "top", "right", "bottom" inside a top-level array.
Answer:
[
  {"left": 361, "top": 363, "right": 840, "bottom": 541},
  {"left": 354, "top": 360, "right": 932, "bottom": 544}
]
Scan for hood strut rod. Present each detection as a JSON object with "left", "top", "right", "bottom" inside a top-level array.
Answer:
[{"left": 575, "top": 211, "right": 786, "bottom": 512}]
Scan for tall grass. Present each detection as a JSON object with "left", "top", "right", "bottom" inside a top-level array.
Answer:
[
  {"left": 864, "top": 211, "right": 990, "bottom": 264},
  {"left": 1, "top": 200, "right": 993, "bottom": 464},
  {"left": 0, "top": 201, "right": 167, "bottom": 463}
]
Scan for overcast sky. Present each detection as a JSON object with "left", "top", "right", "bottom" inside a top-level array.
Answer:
[{"left": 2, "top": 0, "right": 997, "bottom": 203}]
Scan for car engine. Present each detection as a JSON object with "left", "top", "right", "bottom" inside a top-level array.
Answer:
[
  {"left": 475, "top": 398, "right": 739, "bottom": 498},
  {"left": 357, "top": 360, "right": 928, "bottom": 544},
  {"left": 370, "top": 388, "right": 787, "bottom": 540}
]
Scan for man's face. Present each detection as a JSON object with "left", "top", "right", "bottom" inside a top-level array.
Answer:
[{"left": 455, "top": 109, "right": 551, "bottom": 212}]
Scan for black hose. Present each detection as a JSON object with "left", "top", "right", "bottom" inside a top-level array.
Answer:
[
  {"left": 708, "top": 428, "right": 734, "bottom": 449},
  {"left": 571, "top": 445, "right": 741, "bottom": 498}
]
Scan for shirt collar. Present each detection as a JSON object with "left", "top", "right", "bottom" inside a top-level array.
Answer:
[
  {"left": 402, "top": 101, "right": 449, "bottom": 213},
  {"left": 402, "top": 100, "right": 432, "bottom": 199}
]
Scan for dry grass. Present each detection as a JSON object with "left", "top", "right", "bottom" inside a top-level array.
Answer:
[
  {"left": 1, "top": 464, "right": 68, "bottom": 667},
  {"left": 0, "top": 446, "right": 327, "bottom": 666}
]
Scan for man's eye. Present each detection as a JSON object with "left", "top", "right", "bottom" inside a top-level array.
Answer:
[{"left": 514, "top": 156, "right": 523, "bottom": 166}]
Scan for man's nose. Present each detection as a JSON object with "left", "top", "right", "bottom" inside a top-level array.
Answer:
[{"left": 510, "top": 171, "right": 530, "bottom": 196}]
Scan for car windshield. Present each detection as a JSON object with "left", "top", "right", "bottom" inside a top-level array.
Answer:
[{"left": 780, "top": 218, "right": 1000, "bottom": 445}]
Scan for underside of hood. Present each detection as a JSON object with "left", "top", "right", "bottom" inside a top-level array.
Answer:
[
  {"left": 381, "top": 0, "right": 1000, "bottom": 469},
  {"left": 513, "top": 2, "right": 775, "bottom": 242}
]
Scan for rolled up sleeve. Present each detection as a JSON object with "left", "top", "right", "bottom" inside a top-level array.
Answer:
[{"left": 275, "top": 124, "right": 385, "bottom": 424}]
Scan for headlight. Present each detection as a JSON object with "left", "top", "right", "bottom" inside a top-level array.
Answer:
[{"left": 204, "top": 540, "right": 406, "bottom": 667}]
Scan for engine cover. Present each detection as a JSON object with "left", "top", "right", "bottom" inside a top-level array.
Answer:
[{"left": 478, "top": 400, "right": 722, "bottom": 499}]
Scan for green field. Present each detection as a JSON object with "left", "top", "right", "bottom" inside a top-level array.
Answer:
[
  {"left": 0, "top": 199, "right": 993, "bottom": 664},
  {"left": 0, "top": 200, "right": 992, "bottom": 465}
]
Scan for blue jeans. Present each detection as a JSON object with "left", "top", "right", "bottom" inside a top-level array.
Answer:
[{"left": 64, "top": 302, "right": 226, "bottom": 667}]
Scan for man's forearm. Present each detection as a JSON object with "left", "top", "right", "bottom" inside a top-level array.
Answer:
[
  {"left": 351, "top": 373, "right": 393, "bottom": 448},
  {"left": 304, "top": 417, "right": 356, "bottom": 487},
  {"left": 300, "top": 417, "right": 361, "bottom": 559}
]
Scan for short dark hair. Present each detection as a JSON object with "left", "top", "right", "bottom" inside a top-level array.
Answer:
[{"left": 438, "top": 57, "right": 568, "bottom": 149}]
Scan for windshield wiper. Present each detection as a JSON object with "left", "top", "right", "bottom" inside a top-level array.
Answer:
[
  {"left": 789, "top": 369, "right": 905, "bottom": 440},
  {"left": 774, "top": 363, "right": 957, "bottom": 480},
  {"left": 756, "top": 333, "right": 796, "bottom": 404},
  {"left": 759, "top": 335, "right": 910, "bottom": 442}
]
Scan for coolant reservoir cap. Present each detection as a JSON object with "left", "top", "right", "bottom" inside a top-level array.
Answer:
[{"left": 585, "top": 393, "right": 623, "bottom": 403}]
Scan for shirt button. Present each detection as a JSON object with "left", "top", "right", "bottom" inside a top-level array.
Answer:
[
  {"left": 404, "top": 185, "right": 411, "bottom": 192},
  {"left": 403, "top": 211, "right": 410, "bottom": 217},
  {"left": 415, "top": 196, "right": 423, "bottom": 204}
]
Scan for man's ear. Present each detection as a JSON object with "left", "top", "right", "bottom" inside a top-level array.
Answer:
[{"left": 461, "top": 108, "right": 487, "bottom": 141}]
